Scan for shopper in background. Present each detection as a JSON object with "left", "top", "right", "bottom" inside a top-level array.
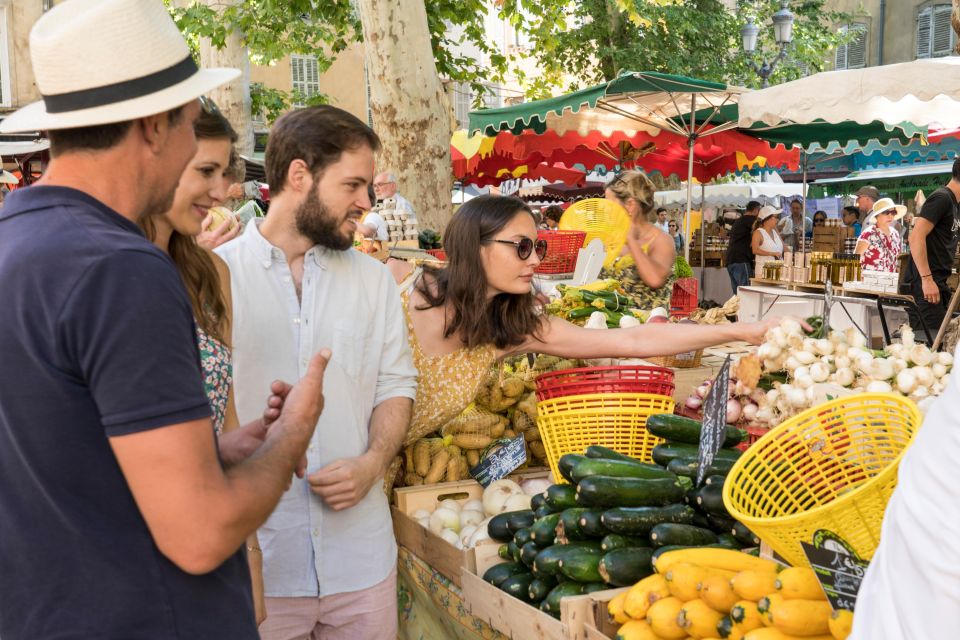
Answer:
[
  {"left": 541, "top": 204, "right": 563, "bottom": 230},
  {"left": 843, "top": 205, "right": 863, "bottom": 236},
  {"left": 599, "top": 171, "right": 676, "bottom": 309},
  {"left": 0, "top": 1, "right": 329, "bottom": 638},
  {"left": 905, "top": 159, "right": 960, "bottom": 333},
  {"left": 726, "top": 200, "right": 761, "bottom": 293},
  {"left": 855, "top": 198, "right": 905, "bottom": 273},
  {"left": 373, "top": 170, "right": 416, "bottom": 224},
  {"left": 752, "top": 205, "right": 784, "bottom": 269},
  {"left": 813, "top": 210, "right": 827, "bottom": 227},
  {"left": 668, "top": 220, "right": 683, "bottom": 253},
  {"left": 856, "top": 185, "right": 880, "bottom": 221},
  {"left": 217, "top": 105, "right": 417, "bottom": 640},
  {"left": 778, "top": 199, "right": 809, "bottom": 252},
  {"left": 654, "top": 207, "right": 670, "bottom": 232}
]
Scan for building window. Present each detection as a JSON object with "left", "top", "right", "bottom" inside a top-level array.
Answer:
[
  {"left": 917, "top": 4, "right": 955, "bottom": 59},
  {"left": 454, "top": 82, "right": 472, "bottom": 130},
  {"left": 835, "top": 24, "right": 867, "bottom": 70},
  {"left": 290, "top": 54, "right": 320, "bottom": 107}
]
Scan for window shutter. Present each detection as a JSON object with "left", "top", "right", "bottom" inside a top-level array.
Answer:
[
  {"left": 933, "top": 4, "right": 953, "bottom": 56},
  {"left": 917, "top": 8, "right": 932, "bottom": 58},
  {"left": 848, "top": 25, "right": 867, "bottom": 68},
  {"left": 835, "top": 26, "right": 848, "bottom": 70}
]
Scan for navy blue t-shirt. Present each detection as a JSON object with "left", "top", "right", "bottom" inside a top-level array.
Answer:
[{"left": 0, "top": 186, "right": 256, "bottom": 639}]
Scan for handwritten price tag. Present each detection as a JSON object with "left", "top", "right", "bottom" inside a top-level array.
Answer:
[
  {"left": 470, "top": 436, "right": 527, "bottom": 488},
  {"left": 800, "top": 529, "right": 869, "bottom": 612}
]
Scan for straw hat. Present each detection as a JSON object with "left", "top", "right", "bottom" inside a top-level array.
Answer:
[
  {"left": 865, "top": 197, "right": 907, "bottom": 225},
  {"left": 757, "top": 205, "right": 781, "bottom": 222},
  {"left": 0, "top": 0, "right": 239, "bottom": 133}
]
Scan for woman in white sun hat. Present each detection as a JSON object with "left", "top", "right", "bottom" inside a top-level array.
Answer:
[
  {"left": 856, "top": 197, "right": 906, "bottom": 273},
  {"left": 750, "top": 204, "right": 784, "bottom": 279}
]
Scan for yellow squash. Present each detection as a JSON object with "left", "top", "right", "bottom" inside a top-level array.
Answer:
[
  {"left": 743, "top": 629, "right": 833, "bottom": 640},
  {"left": 768, "top": 599, "right": 832, "bottom": 636},
  {"left": 730, "top": 600, "right": 764, "bottom": 633},
  {"left": 666, "top": 563, "right": 735, "bottom": 602},
  {"left": 757, "top": 595, "right": 784, "bottom": 627},
  {"left": 624, "top": 574, "right": 670, "bottom": 619},
  {"left": 615, "top": 619, "right": 660, "bottom": 640},
  {"left": 608, "top": 591, "right": 631, "bottom": 625},
  {"left": 646, "top": 596, "right": 687, "bottom": 640},
  {"left": 700, "top": 574, "right": 739, "bottom": 613},
  {"left": 655, "top": 548, "right": 780, "bottom": 575},
  {"left": 731, "top": 570, "right": 780, "bottom": 602},
  {"left": 678, "top": 598, "right": 725, "bottom": 639},
  {"left": 774, "top": 568, "right": 827, "bottom": 601},
  {"left": 827, "top": 609, "right": 853, "bottom": 640}
]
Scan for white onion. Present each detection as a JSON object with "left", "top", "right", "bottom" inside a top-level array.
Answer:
[
  {"left": 793, "top": 365, "right": 810, "bottom": 381},
  {"left": 895, "top": 369, "right": 917, "bottom": 395},
  {"left": 846, "top": 328, "right": 867, "bottom": 349},
  {"left": 411, "top": 508, "right": 432, "bottom": 520},
  {"left": 417, "top": 516, "right": 430, "bottom": 528},
  {"left": 834, "top": 355, "right": 851, "bottom": 370},
  {"left": 766, "top": 388, "right": 780, "bottom": 404},
  {"left": 463, "top": 499, "right": 484, "bottom": 513},
  {"left": 459, "top": 509, "right": 484, "bottom": 528},
  {"left": 886, "top": 343, "right": 904, "bottom": 359},
  {"left": 685, "top": 395, "right": 703, "bottom": 410},
  {"left": 786, "top": 387, "right": 807, "bottom": 408},
  {"left": 892, "top": 358, "right": 908, "bottom": 374},
  {"left": 866, "top": 380, "right": 893, "bottom": 393},
  {"left": 913, "top": 366, "right": 935, "bottom": 387},
  {"left": 468, "top": 525, "right": 491, "bottom": 547},
  {"left": 520, "top": 478, "right": 552, "bottom": 496},
  {"left": 482, "top": 479, "right": 523, "bottom": 516},
  {"left": 785, "top": 356, "right": 801, "bottom": 372},
  {"left": 503, "top": 493, "right": 532, "bottom": 512},
  {"left": 438, "top": 499, "right": 462, "bottom": 513},
  {"left": 780, "top": 318, "right": 802, "bottom": 335},
  {"left": 910, "top": 386, "right": 930, "bottom": 402},
  {"left": 695, "top": 384, "right": 711, "bottom": 399},
  {"left": 870, "top": 358, "right": 894, "bottom": 381},
  {"left": 833, "top": 368, "right": 855, "bottom": 387},
  {"left": 813, "top": 339, "right": 834, "bottom": 356},
  {"left": 742, "top": 403, "right": 759, "bottom": 422},
  {"left": 459, "top": 525, "right": 478, "bottom": 546},
  {"left": 430, "top": 507, "right": 461, "bottom": 534},
  {"left": 899, "top": 324, "right": 915, "bottom": 347},
  {"left": 796, "top": 375, "right": 814, "bottom": 390},
  {"left": 908, "top": 344, "right": 933, "bottom": 367},
  {"left": 726, "top": 399, "right": 742, "bottom": 423},
  {"left": 795, "top": 351, "right": 816, "bottom": 365},
  {"left": 769, "top": 327, "right": 789, "bottom": 348},
  {"left": 937, "top": 351, "right": 954, "bottom": 366},
  {"left": 750, "top": 388, "right": 767, "bottom": 404},
  {"left": 810, "top": 363, "right": 830, "bottom": 383},
  {"left": 439, "top": 528, "right": 460, "bottom": 546},
  {"left": 932, "top": 363, "right": 948, "bottom": 379},
  {"left": 755, "top": 407, "right": 775, "bottom": 424}
]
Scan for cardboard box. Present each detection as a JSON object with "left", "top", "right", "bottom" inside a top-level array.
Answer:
[{"left": 392, "top": 470, "right": 551, "bottom": 587}]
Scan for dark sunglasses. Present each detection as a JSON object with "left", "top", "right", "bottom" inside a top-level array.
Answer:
[
  {"left": 493, "top": 237, "right": 548, "bottom": 261},
  {"left": 199, "top": 95, "right": 221, "bottom": 116}
]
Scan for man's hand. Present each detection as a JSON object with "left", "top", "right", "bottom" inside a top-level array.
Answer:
[
  {"left": 307, "top": 454, "right": 382, "bottom": 511},
  {"left": 218, "top": 380, "right": 296, "bottom": 468},
  {"left": 922, "top": 277, "right": 941, "bottom": 304},
  {"left": 197, "top": 212, "right": 241, "bottom": 250}
]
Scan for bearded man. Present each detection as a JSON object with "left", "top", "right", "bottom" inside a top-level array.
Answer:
[{"left": 215, "top": 105, "right": 417, "bottom": 640}]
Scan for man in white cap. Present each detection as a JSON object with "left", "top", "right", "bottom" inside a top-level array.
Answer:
[{"left": 0, "top": 1, "right": 332, "bottom": 638}]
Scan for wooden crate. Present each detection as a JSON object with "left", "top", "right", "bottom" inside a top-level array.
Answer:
[
  {"left": 564, "top": 588, "right": 629, "bottom": 640},
  {"left": 462, "top": 567, "right": 567, "bottom": 640},
  {"left": 392, "top": 470, "right": 550, "bottom": 587}
]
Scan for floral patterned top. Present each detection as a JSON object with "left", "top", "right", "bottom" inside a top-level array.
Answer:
[
  {"left": 858, "top": 225, "right": 902, "bottom": 273},
  {"left": 197, "top": 325, "right": 232, "bottom": 436}
]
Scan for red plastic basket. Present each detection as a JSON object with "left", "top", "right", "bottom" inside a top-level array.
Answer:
[
  {"left": 735, "top": 425, "right": 772, "bottom": 452},
  {"left": 535, "top": 229, "right": 587, "bottom": 275},
  {"left": 535, "top": 365, "right": 675, "bottom": 401},
  {"left": 425, "top": 249, "right": 447, "bottom": 261},
  {"left": 670, "top": 277, "right": 699, "bottom": 318}
]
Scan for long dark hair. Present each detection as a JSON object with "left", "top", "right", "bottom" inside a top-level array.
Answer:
[
  {"left": 417, "top": 195, "right": 543, "bottom": 350},
  {"left": 140, "top": 109, "right": 237, "bottom": 345}
]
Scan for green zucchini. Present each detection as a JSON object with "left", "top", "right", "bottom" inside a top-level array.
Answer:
[
  {"left": 558, "top": 508, "right": 592, "bottom": 542},
  {"left": 649, "top": 523, "right": 718, "bottom": 548},
  {"left": 732, "top": 521, "right": 761, "bottom": 547},
  {"left": 558, "top": 454, "right": 588, "bottom": 482},
  {"left": 667, "top": 456, "right": 736, "bottom": 479},
  {"left": 483, "top": 561, "right": 527, "bottom": 586},
  {"left": 582, "top": 582, "right": 608, "bottom": 593},
  {"left": 707, "top": 514, "right": 736, "bottom": 534},
  {"left": 542, "top": 582, "right": 586, "bottom": 616},
  {"left": 532, "top": 541, "right": 603, "bottom": 577},
  {"left": 530, "top": 493, "right": 548, "bottom": 511},
  {"left": 690, "top": 510, "right": 711, "bottom": 529},
  {"left": 696, "top": 483, "right": 729, "bottom": 517},
  {"left": 544, "top": 484, "right": 579, "bottom": 510},
  {"left": 570, "top": 457, "right": 673, "bottom": 484},
  {"left": 576, "top": 476, "right": 685, "bottom": 508},
  {"left": 646, "top": 413, "right": 746, "bottom": 447},
  {"left": 527, "top": 576, "right": 558, "bottom": 603},
  {"left": 599, "top": 547, "right": 655, "bottom": 586},
  {"left": 534, "top": 504, "right": 555, "bottom": 519},
  {"left": 557, "top": 546, "right": 604, "bottom": 582},
  {"left": 505, "top": 510, "right": 536, "bottom": 533},
  {"left": 520, "top": 541, "right": 540, "bottom": 567},
  {"left": 651, "top": 442, "right": 742, "bottom": 468},
  {"left": 704, "top": 474, "right": 727, "bottom": 487},
  {"left": 529, "top": 513, "right": 561, "bottom": 545},
  {"left": 513, "top": 528, "right": 533, "bottom": 548},
  {"left": 601, "top": 534, "right": 650, "bottom": 552},
  {"left": 499, "top": 572, "right": 535, "bottom": 601},
  {"left": 577, "top": 509, "right": 608, "bottom": 537},
  {"left": 601, "top": 504, "right": 696, "bottom": 535},
  {"left": 487, "top": 513, "right": 514, "bottom": 542},
  {"left": 498, "top": 544, "right": 511, "bottom": 560},
  {"left": 584, "top": 445, "right": 641, "bottom": 463},
  {"left": 716, "top": 533, "right": 742, "bottom": 549},
  {"left": 507, "top": 541, "right": 522, "bottom": 563}
]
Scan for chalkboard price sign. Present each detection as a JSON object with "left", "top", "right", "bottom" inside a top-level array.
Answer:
[
  {"left": 697, "top": 356, "right": 731, "bottom": 486},
  {"left": 800, "top": 529, "right": 869, "bottom": 612},
  {"left": 470, "top": 435, "right": 528, "bottom": 488}
]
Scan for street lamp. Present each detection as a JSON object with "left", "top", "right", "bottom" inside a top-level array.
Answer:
[{"left": 741, "top": 1, "right": 795, "bottom": 88}]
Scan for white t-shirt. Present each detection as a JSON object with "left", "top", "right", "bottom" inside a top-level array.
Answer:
[
  {"left": 655, "top": 220, "right": 669, "bottom": 233},
  {"left": 850, "top": 346, "right": 960, "bottom": 639},
  {"left": 363, "top": 211, "right": 388, "bottom": 241}
]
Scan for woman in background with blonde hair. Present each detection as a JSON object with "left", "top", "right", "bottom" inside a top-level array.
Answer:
[{"left": 600, "top": 171, "right": 676, "bottom": 309}]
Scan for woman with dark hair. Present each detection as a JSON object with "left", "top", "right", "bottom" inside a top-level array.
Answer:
[
  {"left": 138, "top": 106, "right": 265, "bottom": 625},
  {"left": 389, "top": 194, "right": 780, "bottom": 445}
]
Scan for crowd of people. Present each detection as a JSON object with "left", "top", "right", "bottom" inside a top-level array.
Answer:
[{"left": 0, "top": 2, "right": 783, "bottom": 639}]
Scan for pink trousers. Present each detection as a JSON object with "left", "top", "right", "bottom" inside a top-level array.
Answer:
[{"left": 258, "top": 566, "right": 398, "bottom": 640}]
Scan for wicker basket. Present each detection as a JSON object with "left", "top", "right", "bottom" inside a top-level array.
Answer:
[{"left": 648, "top": 349, "right": 704, "bottom": 369}]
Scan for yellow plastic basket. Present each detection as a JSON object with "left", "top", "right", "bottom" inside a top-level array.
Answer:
[
  {"left": 722, "top": 393, "right": 921, "bottom": 568},
  {"left": 536, "top": 392, "right": 675, "bottom": 482}
]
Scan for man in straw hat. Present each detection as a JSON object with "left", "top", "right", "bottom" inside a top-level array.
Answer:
[
  {"left": 905, "top": 158, "right": 960, "bottom": 333},
  {"left": 216, "top": 104, "right": 417, "bottom": 640},
  {"left": 0, "top": 1, "right": 333, "bottom": 638}
]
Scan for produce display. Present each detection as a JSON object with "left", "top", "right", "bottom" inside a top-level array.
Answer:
[
  {"left": 407, "top": 477, "right": 552, "bottom": 549},
  {"left": 544, "top": 280, "right": 664, "bottom": 328},
  {"left": 607, "top": 550, "right": 853, "bottom": 640},
  {"left": 479, "top": 417, "right": 762, "bottom": 620}
]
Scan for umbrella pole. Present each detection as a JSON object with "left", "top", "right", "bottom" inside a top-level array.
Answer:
[
  {"left": 700, "top": 182, "right": 706, "bottom": 304},
  {"left": 684, "top": 94, "right": 696, "bottom": 264},
  {"left": 801, "top": 150, "right": 808, "bottom": 270}
]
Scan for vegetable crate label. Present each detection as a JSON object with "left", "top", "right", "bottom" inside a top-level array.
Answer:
[
  {"left": 800, "top": 529, "right": 869, "bottom": 612},
  {"left": 470, "top": 435, "right": 527, "bottom": 488},
  {"left": 697, "top": 356, "right": 731, "bottom": 486}
]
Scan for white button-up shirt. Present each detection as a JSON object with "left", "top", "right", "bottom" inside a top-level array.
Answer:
[{"left": 216, "top": 221, "right": 418, "bottom": 597}]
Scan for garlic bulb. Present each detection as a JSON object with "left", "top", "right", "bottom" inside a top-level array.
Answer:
[
  {"left": 795, "top": 351, "right": 816, "bottom": 366},
  {"left": 866, "top": 380, "right": 893, "bottom": 393}
]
